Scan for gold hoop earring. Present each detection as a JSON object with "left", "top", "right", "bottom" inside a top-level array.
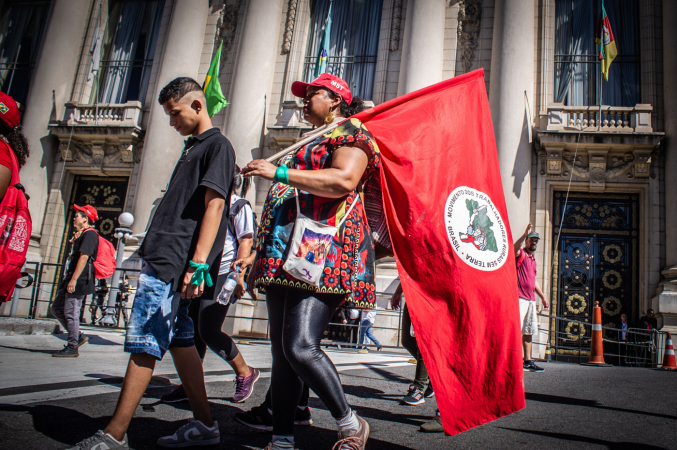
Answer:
[{"left": 324, "top": 112, "right": 335, "bottom": 125}]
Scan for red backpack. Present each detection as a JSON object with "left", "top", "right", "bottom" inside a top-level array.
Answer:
[
  {"left": 0, "top": 152, "right": 32, "bottom": 302},
  {"left": 83, "top": 228, "right": 116, "bottom": 279}
]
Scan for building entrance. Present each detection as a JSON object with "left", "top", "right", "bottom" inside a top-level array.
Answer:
[{"left": 551, "top": 192, "right": 638, "bottom": 352}]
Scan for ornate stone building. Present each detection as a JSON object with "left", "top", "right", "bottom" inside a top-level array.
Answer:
[{"left": 5, "top": 0, "right": 676, "bottom": 353}]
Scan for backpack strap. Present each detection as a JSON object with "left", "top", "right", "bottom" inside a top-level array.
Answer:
[{"left": 228, "top": 198, "right": 251, "bottom": 238}]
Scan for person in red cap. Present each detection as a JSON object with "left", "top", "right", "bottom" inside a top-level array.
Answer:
[
  {"left": 0, "top": 91, "right": 29, "bottom": 202},
  {"left": 242, "top": 73, "right": 375, "bottom": 450},
  {"left": 51, "top": 204, "right": 99, "bottom": 357}
]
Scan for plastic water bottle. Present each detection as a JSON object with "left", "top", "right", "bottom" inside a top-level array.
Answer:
[{"left": 216, "top": 266, "right": 240, "bottom": 305}]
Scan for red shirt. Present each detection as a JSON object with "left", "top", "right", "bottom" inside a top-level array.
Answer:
[
  {"left": 516, "top": 248, "right": 537, "bottom": 301},
  {"left": 0, "top": 139, "right": 19, "bottom": 184}
]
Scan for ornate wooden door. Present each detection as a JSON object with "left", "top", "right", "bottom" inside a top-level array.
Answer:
[{"left": 551, "top": 193, "right": 638, "bottom": 351}]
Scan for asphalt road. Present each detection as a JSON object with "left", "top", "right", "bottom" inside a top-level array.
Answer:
[{"left": 0, "top": 329, "right": 676, "bottom": 449}]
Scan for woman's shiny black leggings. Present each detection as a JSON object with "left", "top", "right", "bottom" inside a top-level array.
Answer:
[{"left": 266, "top": 285, "right": 350, "bottom": 435}]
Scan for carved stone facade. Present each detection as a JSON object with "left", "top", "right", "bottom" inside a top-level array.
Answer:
[{"left": 457, "top": 0, "right": 482, "bottom": 73}]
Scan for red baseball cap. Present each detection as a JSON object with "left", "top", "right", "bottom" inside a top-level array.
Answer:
[
  {"left": 291, "top": 73, "right": 352, "bottom": 105},
  {"left": 0, "top": 91, "right": 20, "bottom": 129},
  {"left": 74, "top": 204, "right": 99, "bottom": 222}
]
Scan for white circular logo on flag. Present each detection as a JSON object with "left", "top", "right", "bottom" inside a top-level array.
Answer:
[{"left": 444, "top": 186, "right": 509, "bottom": 271}]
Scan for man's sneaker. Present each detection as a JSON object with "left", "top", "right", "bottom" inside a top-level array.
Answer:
[
  {"left": 157, "top": 418, "right": 219, "bottom": 448},
  {"left": 294, "top": 406, "right": 313, "bottom": 426},
  {"left": 420, "top": 411, "right": 443, "bottom": 433},
  {"left": 401, "top": 384, "right": 425, "bottom": 405},
  {"left": 234, "top": 404, "right": 273, "bottom": 431},
  {"left": 161, "top": 385, "right": 188, "bottom": 403},
  {"left": 232, "top": 366, "right": 260, "bottom": 403},
  {"left": 334, "top": 413, "right": 369, "bottom": 450},
  {"left": 523, "top": 360, "right": 545, "bottom": 372},
  {"left": 77, "top": 333, "right": 89, "bottom": 348},
  {"left": 66, "top": 430, "right": 129, "bottom": 449},
  {"left": 423, "top": 384, "right": 435, "bottom": 398},
  {"left": 53, "top": 346, "right": 79, "bottom": 358}
]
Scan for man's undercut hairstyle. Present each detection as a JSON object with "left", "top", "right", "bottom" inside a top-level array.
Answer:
[{"left": 158, "top": 77, "right": 203, "bottom": 105}]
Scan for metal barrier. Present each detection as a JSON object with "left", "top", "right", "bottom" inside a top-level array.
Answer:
[{"left": 541, "top": 313, "right": 666, "bottom": 368}]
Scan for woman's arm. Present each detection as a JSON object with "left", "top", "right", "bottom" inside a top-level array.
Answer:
[
  {"left": 242, "top": 145, "right": 369, "bottom": 198},
  {"left": 0, "top": 165, "right": 11, "bottom": 201}
]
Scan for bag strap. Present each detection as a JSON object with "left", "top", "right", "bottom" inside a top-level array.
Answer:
[{"left": 294, "top": 189, "right": 358, "bottom": 229}]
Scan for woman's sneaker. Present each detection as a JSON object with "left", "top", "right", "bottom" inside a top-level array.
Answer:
[
  {"left": 53, "top": 346, "right": 78, "bottom": 358},
  {"left": 335, "top": 413, "right": 369, "bottom": 450},
  {"left": 234, "top": 404, "right": 273, "bottom": 431},
  {"left": 401, "top": 385, "right": 425, "bottom": 405},
  {"left": 294, "top": 406, "right": 313, "bottom": 426},
  {"left": 157, "top": 418, "right": 219, "bottom": 448},
  {"left": 232, "top": 367, "right": 260, "bottom": 403},
  {"left": 161, "top": 385, "right": 188, "bottom": 403},
  {"left": 66, "top": 430, "right": 129, "bottom": 449},
  {"left": 523, "top": 360, "right": 545, "bottom": 372},
  {"left": 423, "top": 384, "right": 435, "bottom": 398}
]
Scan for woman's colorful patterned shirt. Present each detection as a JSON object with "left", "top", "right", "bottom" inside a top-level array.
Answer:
[{"left": 254, "top": 118, "right": 379, "bottom": 309}]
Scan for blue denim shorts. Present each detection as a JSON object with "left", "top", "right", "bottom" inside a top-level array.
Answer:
[{"left": 124, "top": 263, "right": 194, "bottom": 359}]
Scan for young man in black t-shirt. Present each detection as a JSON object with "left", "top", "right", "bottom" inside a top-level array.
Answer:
[
  {"left": 70, "top": 78, "right": 234, "bottom": 450},
  {"left": 51, "top": 204, "right": 99, "bottom": 357}
]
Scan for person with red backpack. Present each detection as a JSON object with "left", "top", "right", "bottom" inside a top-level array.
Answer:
[
  {"left": 51, "top": 204, "right": 99, "bottom": 357},
  {"left": 0, "top": 91, "right": 32, "bottom": 303}
]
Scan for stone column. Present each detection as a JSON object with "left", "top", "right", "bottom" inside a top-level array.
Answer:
[
  {"left": 222, "top": 0, "right": 285, "bottom": 205},
  {"left": 656, "top": 0, "right": 677, "bottom": 330},
  {"left": 19, "top": 0, "right": 93, "bottom": 260},
  {"left": 397, "top": 0, "right": 446, "bottom": 96},
  {"left": 489, "top": 0, "right": 535, "bottom": 238},
  {"left": 132, "top": 0, "right": 209, "bottom": 234}
]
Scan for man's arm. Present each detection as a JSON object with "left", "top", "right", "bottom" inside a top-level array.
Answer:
[
  {"left": 390, "top": 282, "right": 403, "bottom": 310},
  {"left": 514, "top": 223, "right": 532, "bottom": 255},
  {"left": 535, "top": 280, "right": 549, "bottom": 309},
  {"left": 67, "top": 253, "right": 90, "bottom": 293},
  {"left": 181, "top": 187, "right": 226, "bottom": 299}
]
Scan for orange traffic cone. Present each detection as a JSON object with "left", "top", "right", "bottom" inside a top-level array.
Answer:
[
  {"left": 581, "top": 301, "right": 612, "bottom": 366},
  {"left": 659, "top": 332, "right": 676, "bottom": 370}
]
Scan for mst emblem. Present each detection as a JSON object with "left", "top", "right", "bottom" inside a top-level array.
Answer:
[{"left": 445, "top": 186, "right": 508, "bottom": 271}]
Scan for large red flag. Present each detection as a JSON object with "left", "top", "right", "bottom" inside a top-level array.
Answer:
[{"left": 355, "top": 69, "right": 525, "bottom": 435}]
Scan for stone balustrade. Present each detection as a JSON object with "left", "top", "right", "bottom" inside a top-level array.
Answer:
[
  {"left": 545, "top": 103, "right": 653, "bottom": 133},
  {"left": 61, "top": 101, "right": 143, "bottom": 127}
]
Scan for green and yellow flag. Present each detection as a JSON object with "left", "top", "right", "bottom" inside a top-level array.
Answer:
[
  {"left": 203, "top": 41, "right": 227, "bottom": 117},
  {"left": 595, "top": 3, "right": 618, "bottom": 81}
]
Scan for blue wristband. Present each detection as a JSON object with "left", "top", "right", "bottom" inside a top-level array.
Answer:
[{"left": 274, "top": 165, "right": 289, "bottom": 184}]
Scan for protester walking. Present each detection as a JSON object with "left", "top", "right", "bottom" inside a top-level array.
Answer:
[
  {"left": 242, "top": 73, "right": 378, "bottom": 450},
  {"left": 68, "top": 77, "right": 235, "bottom": 449},
  {"left": 0, "top": 91, "right": 32, "bottom": 304},
  {"left": 51, "top": 205, "right": 100, "bottom": 357},
  {"left": 391, "top": 282, "right": 434, "bottom": 405},
  {"left": 161, "top": 166, "right": 260, "bottom": 405},
  {"left": 359, "top": 307, "right": 382, "bottom": 351},
  {"left": 514, "top": 223, "right": 549, "bottom": 372}
]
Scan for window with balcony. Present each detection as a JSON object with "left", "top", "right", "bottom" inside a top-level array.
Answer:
[
  {"left": 93, "top": 0, "right": 164, "bottom": 105},
  {"left": 554, "top": 0, "right": 639, "bottom": 107},
  {"left": 303, "top": 0, "right": 383, "bottom": 101},
  {"left": 0, "top": 0, "right": 50, "bottom": 105}
]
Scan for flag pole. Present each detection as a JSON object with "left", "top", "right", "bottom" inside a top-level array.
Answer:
[{"left": 597, "top": 0, "right": 603, "bottom": 131}]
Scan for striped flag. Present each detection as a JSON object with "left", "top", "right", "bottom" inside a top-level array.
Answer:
[
  {"left": 596, "top": 2, "right": 618, "bottom": 81},
  {"left": 203, "top": 41, "right": 228, "bottom": 117},
  {"left": 314, "top": 3, "right": 332, "bottom": 77}
]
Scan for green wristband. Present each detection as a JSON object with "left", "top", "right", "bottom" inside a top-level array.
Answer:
[
  {"left": 188, "top": 260, "right": 213, "bottom": 287},
  {"left": 274, "top": 165, "right": 289, "bottom": 184}
]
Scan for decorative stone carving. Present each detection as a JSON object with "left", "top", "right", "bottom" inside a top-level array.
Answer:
[
  {"left": 632, "top": 149, "right": 652, "bottom": 179},
  {"left": 538, "top": 150, "right": 546, "bottom": 176},
  {"left": 90, "top": 141, "right": 105, "bottom": 172},
  {"left": 587, "top": 148, "right": 609, "bottom": 191},
  {"left": 216, "top": 0, "right": 242, "bottom": 61},
  {"left": 546, "top": 147, "right": 563, "bottom": 176},
  {"left": 60, "top": 141, "right": 74, "bottom": 162},
  {"left": 389, "top": 0, "right": 403, "bottom": 52},
  {"left": 282, "top": 0, "right": 298, "bottom": 54},
  {"left": 457, "top": 0, "right": 482, "bottom": 73},
  {"left": 119, "top": 141, "right": 134, "bottom": 163}
]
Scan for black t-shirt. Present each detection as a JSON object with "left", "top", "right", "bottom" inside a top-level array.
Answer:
[
  {"left": 139, "top": 127, "right": 235, "bottom": 299},
  {"left": 63, "top": 228, "right": 99, "bottom": 296}
]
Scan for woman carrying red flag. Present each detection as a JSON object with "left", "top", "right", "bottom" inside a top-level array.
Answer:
[{"left": 242, "top": 74, "right": 378, "bottom": 450}]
